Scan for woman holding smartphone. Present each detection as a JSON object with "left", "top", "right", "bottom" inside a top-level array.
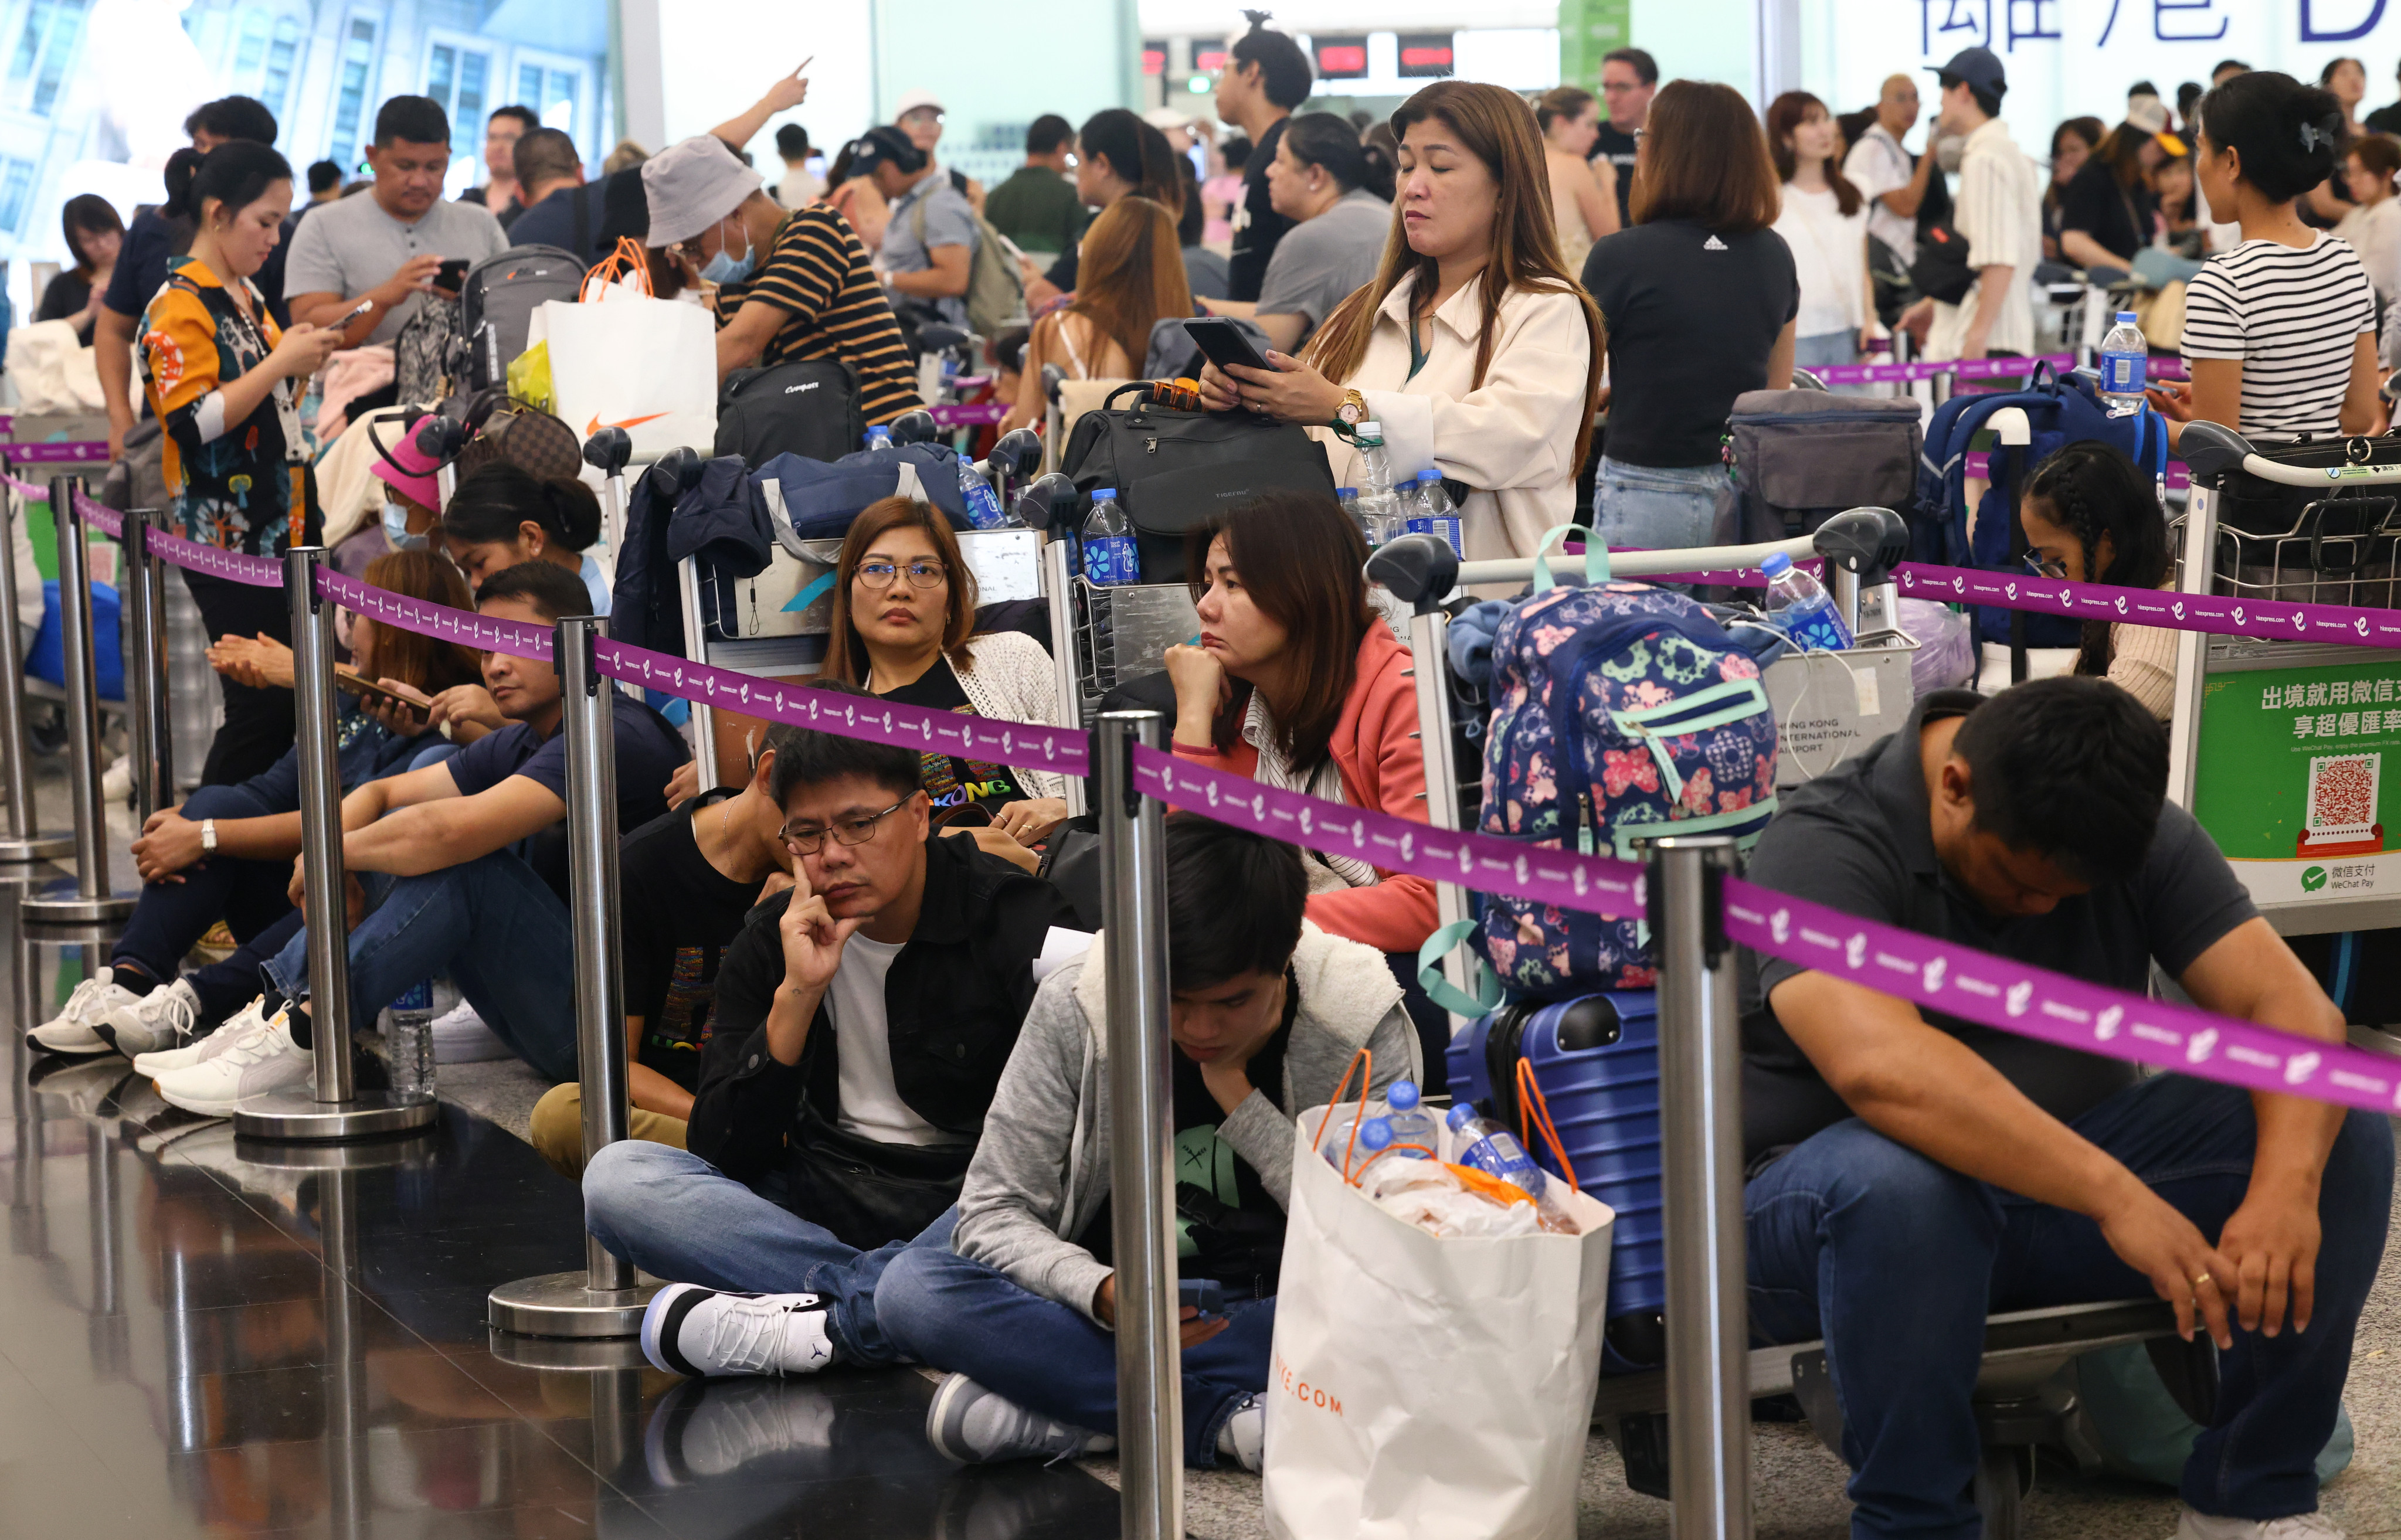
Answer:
[
  {"left": 140, "top": 140, "right": 343, "bottom": 785},
  {"left": 30, "top": 552, "right": 484, "bottom": 1060}
]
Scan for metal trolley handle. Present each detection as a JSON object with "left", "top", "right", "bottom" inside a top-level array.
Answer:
[{"left": 2181, "top": 420, "right": 2401, "bottom": 488}]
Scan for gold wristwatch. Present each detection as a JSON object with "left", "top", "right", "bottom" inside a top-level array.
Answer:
[{"left": 1336, "top": 389, "right": 1368, "bottom": 429}]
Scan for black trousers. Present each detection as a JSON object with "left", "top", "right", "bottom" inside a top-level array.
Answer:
[{"left": 181, "top": 567, "right": 296, "bottom": 787}]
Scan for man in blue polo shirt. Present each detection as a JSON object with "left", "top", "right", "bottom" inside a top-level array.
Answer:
[{"left": 150, "top": 562, "right": 688, "bottom": 1114}]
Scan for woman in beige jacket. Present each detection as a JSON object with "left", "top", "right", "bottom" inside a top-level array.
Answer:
[{"left": 1195, "top": 80, "right": 1604, "bottom": 560}]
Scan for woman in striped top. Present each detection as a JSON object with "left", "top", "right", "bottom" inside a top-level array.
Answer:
[{"left": 2149, "top": 70, "right": 2379, "bottom": 447}]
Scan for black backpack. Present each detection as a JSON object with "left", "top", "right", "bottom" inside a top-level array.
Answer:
[
  {"left": 715, "top": 358, "right": 866, "bottom": 465},
  {"left": 456, "top": 244, "right": 584, "bottom": 389},
  {"left": 1058, "top": 382, "right": 1338, "bottom": 582}
]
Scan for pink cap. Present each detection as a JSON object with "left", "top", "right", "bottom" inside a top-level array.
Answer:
[{"left": 370, "top": 421, "right": 443, "bottom": 511}]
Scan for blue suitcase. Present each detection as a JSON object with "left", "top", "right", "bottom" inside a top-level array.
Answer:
[{"left": 1447, "top": 990, "right": 1666, "bottom": 1372}]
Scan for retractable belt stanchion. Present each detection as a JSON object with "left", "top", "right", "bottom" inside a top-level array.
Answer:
[
  {"left": 1098, "top": 710, "right": 1181, "bottom": 1540},
  {"left": 232, "top": 548, "right": 436, "bottom": 1140},
  {"left": 488, "top": 614, "right": 661, "bottom": 1338},
  {"left": 0, "top": 464, "right": 70, "bottom": 862},
  {"left": 1650, "top": 834, "right": 1753, "bottom": 1539},
  {"left": 120, "top": 506, "right": 173, "bottom": 820},
  {"left": 21, "top": 475, "right": 134, "bottom": 922}
]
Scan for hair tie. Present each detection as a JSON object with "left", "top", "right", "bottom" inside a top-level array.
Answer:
[{"left": 2300, "top": 122, "right": 2331, "bottom": 153}]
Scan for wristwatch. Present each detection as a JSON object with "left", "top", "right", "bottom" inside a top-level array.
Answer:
[
  {"left": 201, "top": 818, "right": 217, "bottom": 855},
  {"left": 1336, "top": 389, "right": 1368, "bottom": 429}
]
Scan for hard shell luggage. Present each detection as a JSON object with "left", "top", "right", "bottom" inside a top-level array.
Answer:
[
  {"left": 1446, "top": 991, "right": 1665, "bottom": 1371},
  {"left": 456, "top": 244, "right": 583, "bottom": 390}
]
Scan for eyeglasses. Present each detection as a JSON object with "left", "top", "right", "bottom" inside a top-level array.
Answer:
[
  {"left": 781, "top": 796, "right": 911, "bottom": 854},
  {"left": 2022, "top": 552, "right": 2071, "bottom": 580},
  {"left": 855, "top": 560, "right": 949, "bottom": 590}
]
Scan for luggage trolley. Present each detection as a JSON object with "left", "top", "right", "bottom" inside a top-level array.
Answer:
[{"left": 2168, "top": 421, "right": 2401, "bottom": 1052}]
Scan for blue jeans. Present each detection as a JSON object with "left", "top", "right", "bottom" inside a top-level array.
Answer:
[
  {"left": 1594, "top": 457, "right": 1731, "bottom": 553},
  {"left": 580, "top": 1140, "right": 950, "bottom": 1367},
  {"left": 877, "top": 1246, "right": 1278, "bottom": 1468},
  {"left": 262, "top": 849, "right": 578, "bottom": 1082},
  {"left": 1746, "top": 1074, "right": 2393, "bottom": 1536},
  {"left": 112, "top": 784, "right": 294, "bottom": 988}
]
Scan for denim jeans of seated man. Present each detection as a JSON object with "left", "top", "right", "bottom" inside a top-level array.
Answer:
[
  {"left": 580, "top": 1140, "right": 957, "bottom": 1368},
  {"left": 877, "top": 1246, "right": 1278, "bottom": 1468},
  {"left": 260, "top": 849, "right": 579, "bottom": 1082},
  {"left": 113, "top": 782, "right": 294, "bottom": 987},
  {"left": 1744, "top": 1072, "right": 2393, "bottom": 1538},
  {"left": 1595, "top": 456, "right": 1734, "bottom": 555}
]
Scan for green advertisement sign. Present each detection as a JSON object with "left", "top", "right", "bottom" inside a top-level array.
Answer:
[
  {"left": 2193, "top": 661, "right": 2401, "bottom": 904},
  {"left": 1558, "top": 0, "right": 1633, "bottom": 92}
]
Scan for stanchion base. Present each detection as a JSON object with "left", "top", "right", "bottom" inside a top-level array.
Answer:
[
  {"left": 0, "top": 831, "right": 73, "bottom": 863},
  {"left": 2349, "top": 1025, "right": 2401, "bottom": 1060},
  {"left": 230, "top": 1087, "right": 438, "bottom": 1141},
  {"left": 485, "top": 1327, "right": 654, "bottom": 1371},
  {"left": 488, "top": 1271, "right": 663, "bottom": 1340},
  {"left": 19, "top": 883, "right": 136, "bottom": 923}
]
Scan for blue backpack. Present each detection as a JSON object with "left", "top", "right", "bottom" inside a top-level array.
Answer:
[
  {"left": 1426, "top": 530, "right": 1779, "bottom": 1010},
  {"left": 1914, "top": 363, "right": 2170, "bottom": 651}
]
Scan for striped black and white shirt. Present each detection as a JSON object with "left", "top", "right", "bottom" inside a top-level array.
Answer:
[{"left": 2180, "top": 233, "right": 2375, "bottom": 439}]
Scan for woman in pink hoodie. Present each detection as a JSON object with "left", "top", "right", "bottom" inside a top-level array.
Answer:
[{"left": 1161, "top": 491, "right": 1444, "bottom": 1061}]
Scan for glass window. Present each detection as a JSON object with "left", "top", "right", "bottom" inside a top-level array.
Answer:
[
  {"left": 231, "top": 9, "right": 268, "bottom": 77},
  {"left": 328, "top": 16, "right": 378, "bottom": 168},
  {"left": 455, "top": 50, "right": 487, "bottom": 155},
  {"left": 517, "top": 62, "right": 542, "bottom": 106},
  {"left": 9, "top": 1, "right": 53, "bottom": 84},
  {"left": 546, "top": 69, "right": 578, "bottom": 131},
  {"left": 260, "top": 16, "right": 300, "bottom": 119},
  {"left": 425, "top": 42, "right": 454, "bottom": 114},
  {"left": 0, "top": 158, "right": 39, "bottom": 232},
  {"left": 30, "top": 0, "right": 84, "bottom": 117}
]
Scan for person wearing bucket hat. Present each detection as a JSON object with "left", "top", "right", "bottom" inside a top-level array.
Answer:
[
  {"left": 643, "top": 130, "right": 921, "bottom": 421},
  {"left": 1899, "top": 46, "right": 2039, "bottom": 362},
  {"left": 367, "top": 414, "right": 444, "bottom": 553},
  {"left": 2056, "top": 96, "right": 2183, "bottom": 281}
]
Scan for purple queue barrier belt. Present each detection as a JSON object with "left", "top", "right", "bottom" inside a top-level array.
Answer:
[
  {"left": 929, "top": 402, "right": 1008, "bottom": 428},
  {"left": 315, "top": 569, "right": 555, "bottom": 661},
  {"left": 1893, "top": 562, "right": 2401, "bottom": 650},
  {"left": 5, "top": 440, "right": 109, "bottom": 465},
  {"left": 1964, "top": 449, "right": 2192, "bottom": 491},
  {"left": 1725, "top": 877, "right": 2401, "bottom": 1117},
  {"left": 74, "top": 498, "right": 122, "bottom": 538},
  {"left": 1, "top": 474, "right": 45, "bottom": 498},
  {"left": 1806, "top": 354, "right": 2189, "bottom": 387}
]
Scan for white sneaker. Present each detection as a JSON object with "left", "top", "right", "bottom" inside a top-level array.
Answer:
[
  {"left": 925, "top": 1374, "right": 1115, "bottom": 1464},
  {"left": 29, "top": 968, "right": 140, "bottom": 1055},
  {"left": 134, "top": 994, "right": 271, "bottom": 1078},
  {"left": 1216, "top": 1393, "right": 1264, "bottom": 1472},
  {"left": 100, "top": 978, "right": 201, "bottom": 1057},
  {"left": 2174, "top": 1511, "right": 2346, "bottom": 1539},
  {"left": 430, "top": 997, "right": 511, "bottom": 1063},
  {"left": 152, "top": 1004, "right": 311, "bottom": 1117},
  {"left": 641, "top": 1284, "right": 837, "bottom": 1379}
]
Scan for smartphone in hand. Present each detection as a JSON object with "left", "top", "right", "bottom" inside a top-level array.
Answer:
[{"left": 1183, "top": 317, "right": 1276, "bottom": 377}]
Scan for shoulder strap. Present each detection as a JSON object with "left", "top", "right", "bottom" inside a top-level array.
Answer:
[{"left": 573, "top": 183, "right": 590, "bottom": 257}]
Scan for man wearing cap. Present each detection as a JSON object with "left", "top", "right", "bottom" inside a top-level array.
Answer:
[
  {"left": 894, "top": 89, "right": 984, "bottom": 209},
  {"left": 851, "top": 124, "right": 979, "bottom": 332},
  {"left": 2056, "top": 98, "right": 2185, "bottom": 284},
  {"left": 640, "top": 133, "right": 922, "bottom": 423},
  {"left": 1899, "top": 47, "right": 2040, "bottom": 363}
]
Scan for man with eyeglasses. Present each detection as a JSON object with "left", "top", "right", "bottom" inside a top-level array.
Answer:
[
  {"left": 584, "top": 681, "right": 1078, "bottom": 1379},
  {"left": 1590, "top": 47, "right": 1658, "bottom": 232}
]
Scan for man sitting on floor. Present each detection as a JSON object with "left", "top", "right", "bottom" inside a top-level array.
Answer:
[
  {"left": 871, "top": 815, "right": 1420, "bottom": 1471},
  {"left": 582, "top": 684, "right": 1075, "bottom": 1379},
  {"left": 145, "top": 563, "right": 688, "bottom": 1113},
  {"left": 1738, "top": 677, "right": 2393, "bottom": 1540},
  {"left": 528, "top": 727, "right": 796, "bottom": 1178}
]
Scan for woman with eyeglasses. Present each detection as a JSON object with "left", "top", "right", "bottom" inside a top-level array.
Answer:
[
  {"left": 819, "top": 497, "right": 1071, "bottom": 866},
  {"left": 2014, "top": 441, "right": 2175, "bottom": 718}
]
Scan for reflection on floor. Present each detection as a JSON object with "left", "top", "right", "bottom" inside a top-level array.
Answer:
[{"left": 0, "top": 910, "right": 1119, "bottom": 1540}]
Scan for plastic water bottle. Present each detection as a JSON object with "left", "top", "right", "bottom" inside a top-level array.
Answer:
[
  {"left": 1355, "top": 426, "right": 1403, "bottom": 547},
  {"left": 865, "top": 424, "right": 894, "bottom": 451},
  {"left": 1081, "top": 488, "right": 1139, "bottom": 586},
  {"left": 2099, "top": 310, "right": 2147, "bottom": 416},
  {"left": 1383, "top": 1080, "right": 1441, "bottom": 1154},
  {"left": 1446, "top": 1107, "right": 1578, "bottom": 1232},
  {"left": 383, "top": 981, "right": 436, "bottom": 1097},
  {"left": 957, "top": 456, "right": 1007, "bottom": 529},
  {"left": 1337, "top": 487, "right": 1360, "bottom": 536},
  {"left": 1760, "top": 551, "right": 1853, "bottom": 652},
  {"left": 1355, "top": 1117, "right": 1432, "bottom": 1164},
  {"left": 1406, "top": 470, "right": 1463, "bottom": 557}
]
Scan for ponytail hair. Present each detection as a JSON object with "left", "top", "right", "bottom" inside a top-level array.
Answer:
[
  {"left": 1077, "top": 108, "right": 1184, "bottom": 217},
  {"left": 441, "top": 462, "right": 602, "bottom": 553},
  {"left": 2021, "top": 441, "right": 2170, "bottom": 680},
  {"left": 163, "top": 141, "right": 292, "bottom": 223},
  {"left": 2195, "top": 69, "right": 2346, "bottom": 204}
]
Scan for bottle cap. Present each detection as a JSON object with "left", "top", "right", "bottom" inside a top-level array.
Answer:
[
  {"left": 1446, "top": 1104, "right": 1477, "bottom": 1131},
  {"left": 1416, "top": 468, "right": 1440, "bottom": 482},
  {"left": 1358, "top": 1117, "right": 1394, "bottom": 1150},
  {"left": 1387, "top": 1079, "right": 1419, "bottom": 1110},
  {"left": 2115, "top": 310, "right": 2138, "bottom": 323},
  {"left": 1092, "top": 488, "right": 1116, "bottom": 501},
  {"left": 1760, "top": 551, "right": 1794, "bottom": 576},
  {"left": 1359, "top": 420, "right": 1383, "bottom": 437},
  {"left": 1339, "top": 487, "right": 1357, "bottom": 497}
]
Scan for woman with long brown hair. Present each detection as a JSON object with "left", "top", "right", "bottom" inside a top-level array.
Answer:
[
  {"left": 1159, "top": 490, "right": 1444, "bottom": 1063},
  {"left": 1536, "top": 86, "right": 1619, "bottom": 270},
  {"left": 997, "top": 196, "right": 1191, "bottom": 432},
  {"left": 1768, "top": 90, "right": 1874, "bottom": 379},
  {"left": 34, "top": 549, "right": 484, "bottom": 1058},
  {"left": 818, "top": 497, "right": 1071, "bottom": 862},
  {"left": 1194, "top": 80, "right": 1604, "bottom": 560}
]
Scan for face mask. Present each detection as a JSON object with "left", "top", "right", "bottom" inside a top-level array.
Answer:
[
  {"left": 383, "top": 500, "right": 429, "bottom": 552},
  {"left": 699, "top": 217, "right": 755, "bottom": 285}
]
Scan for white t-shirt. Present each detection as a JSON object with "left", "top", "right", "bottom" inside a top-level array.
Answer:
[
  {"left": 2181, "top": 232, "right": 2376, "bottom": 440},
  {"left": 1774, "top": 184, "right": 1870, "bottom": 337},
  {"left": 1842, "top": 123, "right": 1918, "bottom": 267},
  {"left": 2335, "top": 197, "right": 2401, "bottom": 307},
  {"left": 778, "top": 166, "right": 824, "bottom": 210},
  {"left": 828, "top": 933, "right": 952, "bottom": 1147}
]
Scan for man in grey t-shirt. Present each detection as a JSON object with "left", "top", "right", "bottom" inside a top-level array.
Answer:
[
  {"left": 284, "top": 95, "right": 508, "bottom": 348},
  {"left": 1252, "top": 187, "right": 1388, "bottom": 352},
  {"left": 851, "top": 125, "right": 976, "bottom": 331}
]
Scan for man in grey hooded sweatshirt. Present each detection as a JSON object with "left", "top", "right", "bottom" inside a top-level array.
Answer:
[{"left": 875, "top": 815, "right": 1422, "bottom": 1471}]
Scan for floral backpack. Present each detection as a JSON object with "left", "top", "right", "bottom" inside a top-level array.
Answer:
[{"left": 1429, "top": 529, "right": 1779, "bottom": 1007}]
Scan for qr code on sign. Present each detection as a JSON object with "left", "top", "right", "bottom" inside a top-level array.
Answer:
[{"left": 2307, "top": 753, "right": 2381, "bottom": 837}]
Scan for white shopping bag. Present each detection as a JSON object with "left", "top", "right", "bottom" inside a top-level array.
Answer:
[
  {"left": 533, "top": 290, "right": 716, "bottom": 461},
  {"left": 1263, "top": 1111, "right": 1614, "bottom": 1540}
]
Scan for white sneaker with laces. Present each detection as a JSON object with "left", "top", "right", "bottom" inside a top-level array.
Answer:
[
  {"left": 925, "top": 1374, "right": 1115, "bottom": 1464},
  {"left": 134, "top": 995, "right": 271, "bottom": 1078},
  {"left": 2174, "top": 1511, "right": 2346, "bottom": 1539},
  {"left": 641, "top": 1284, "right": 837, "bottom": 1378},
  {"left": 101, "top": 978, "right": 202, "bottom": 1056},
  {"left": 1215, "top": 1393, "right": 1265, "bottom": 1472},
  {"left": 29, "top": 968, "right": 140, "bottom": 1055},
  {"left": 430, "top": 997, "right": 512, "bottom": 1063},
  {"left": 152, "top": 1004, "right": 311, "bottom": 1116}
]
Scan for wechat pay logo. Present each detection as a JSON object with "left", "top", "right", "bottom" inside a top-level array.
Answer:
[{"left": 2302, "top": 865, "right": 2330, "bottom": 892}]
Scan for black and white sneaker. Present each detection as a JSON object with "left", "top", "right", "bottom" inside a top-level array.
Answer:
[
  {"left": 925, "top": 1373, "right": 1115, "bottom": 1464},
  {"left": 641, "top": 1283, "right": 837, "bottom": 1378}
]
